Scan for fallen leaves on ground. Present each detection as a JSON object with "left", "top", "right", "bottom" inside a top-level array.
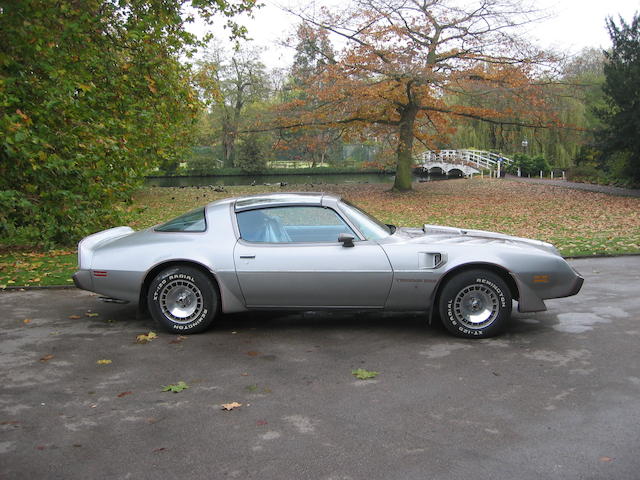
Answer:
[
  {"left": 23, "top": 318, "right": 31, "bottom": 324},
  {"left": 117, "top": 391, "right": 133, "bottom": 398},
  {"left": 68, "top": 315, "right": 81, "bottom": 320},
  {"left": 39, "top": 354, "right": 54, "bottom": 363},
  {"left": 85, "top": 312, "right": 99, "bottom": 318},
  {"left": 162, "top": 381, "right": 189, "bottom": 393},
  {"left": 352, "top": 368, "right": 380, "bottom": 380},
  {"left": 221, "top": 402, "right": 242, "bottom": 411},
  {"left": 96, "top": 359, "right": 112, "bottom": 365},
  {"left": 136, "top": 331, "right": 157, "bottom": 343}
]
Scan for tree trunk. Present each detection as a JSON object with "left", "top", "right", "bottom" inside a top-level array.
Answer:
[
  {"left": 222, "top": 125, "right": 235, "bottom": 168},
  {"left": 393, "top": 105, "right": 417, "bottom": 191}
]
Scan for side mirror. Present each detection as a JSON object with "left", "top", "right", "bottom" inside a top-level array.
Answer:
[{"left": 338, "top": 233, "right": 355, "bottom": 247}]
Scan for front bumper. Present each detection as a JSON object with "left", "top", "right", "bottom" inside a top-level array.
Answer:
[{"left": 564, "top": 272, "right": 584, "bottom": 298}]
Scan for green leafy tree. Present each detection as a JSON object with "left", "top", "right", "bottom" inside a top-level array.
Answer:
[
  {"left": 597, "top": 13, "right": 640, "bottom": 181},
  {"left": 236, "top": 133, "right": 268, "bottom": 173},
  {"left": 195, "top": 45, "right": 269, "bottom": 169},
  {"left": 0, "top": 0, "right": 254, "bottom": 247},
  {"left": 506, "top": 153, "right": 550, "bottom": 176}
]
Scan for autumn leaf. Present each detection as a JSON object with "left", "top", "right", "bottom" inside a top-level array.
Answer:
[
  {"left": 96, "top": 359, "right": 112, "bottom": 365},
  {"left": 221, "top": 402, "right": 242, "bottom": 411},
  {"left": 246, "top": 351, "right": 260, "bottom": 357},
  {"left": 16, "top": 109, "right": 29, "bottom": 121},
  {"left": 40, "top": 354, "right": 54, "bottom": 362},
  {"left": 599, "top": 457, "right": 614, "bottom": 462},
  {"left": 85, "top": 312, "right": 99, "bottom": 318},
  {"left": 23, "top": 318, "right": 32, "bottom": 324},
  {"left": 117, "top": 391, "right": 132, "bottom": 398},
  {"left": 162, "top": 381, "right": 189, "bottom": 393},
  {"left": 68, "top": 315, "right": 81, "bottom": 320},
  {"left": 136, "top": 331, "right": 157, "bottom": 343},
  {"left": 352, "top": 368, "right": 379, "bottom": 380}
]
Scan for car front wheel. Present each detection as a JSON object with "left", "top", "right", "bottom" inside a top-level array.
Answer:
[
  {"left": 438, "top": 269, "right": 512, "bottom": 338},
  {"left": 147, "top": 265, "right": 218, "bottom": 334}
]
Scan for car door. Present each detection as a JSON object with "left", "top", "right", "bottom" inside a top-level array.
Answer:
[{"left": 233, "top": 205, "right": 393, "bottom": 308}]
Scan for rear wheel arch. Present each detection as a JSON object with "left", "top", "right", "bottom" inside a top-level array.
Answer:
[
  {"left": 431, "top": 263, "right": 519, "bottom": 319},
  {"left": 139, "top": 261, "right": 221, "bottom": 314}
]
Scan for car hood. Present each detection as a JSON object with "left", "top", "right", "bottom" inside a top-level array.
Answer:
[{"left": 397, "top": 224, "right": 560, "bottom": 255}]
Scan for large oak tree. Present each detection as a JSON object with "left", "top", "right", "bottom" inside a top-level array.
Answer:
[{"left": 277, "top": 0, "right": 557, "bottom": 190}]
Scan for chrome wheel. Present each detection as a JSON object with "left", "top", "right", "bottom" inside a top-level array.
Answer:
[
  {"left": 453, "top": 284, "right": 499, "bottom": 329},
  {"left": 159, "top": 279, "right": 203, "bottom": 324}
]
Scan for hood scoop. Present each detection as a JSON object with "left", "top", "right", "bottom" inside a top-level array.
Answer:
[{"left": 423, "top": 224, "right": 467, "bottom": 235}]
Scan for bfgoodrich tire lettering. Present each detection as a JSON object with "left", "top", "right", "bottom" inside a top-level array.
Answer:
[
  {"left": 147, "top": 266, "right": 218, "bottom": 334},
  {"left": 438, "top": 269, "right": 512, "bottom": 339}
]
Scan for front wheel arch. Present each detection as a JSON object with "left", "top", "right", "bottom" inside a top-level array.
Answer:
[
  {"left": 139, "top": 261, "right": 221, "bottom": 316},
  {"left": 430, "top": 263, "right": 519, "bottom": 324}
]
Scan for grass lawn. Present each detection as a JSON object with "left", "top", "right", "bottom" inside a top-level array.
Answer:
[{"left": 2, "top": 178, "right": 639, "bottom": 287}]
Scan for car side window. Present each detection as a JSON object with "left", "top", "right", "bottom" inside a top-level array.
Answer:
[
  {"left": 155, "top": 208, "right": 206, "bottom": 232},
  {"left": 236, "top": 206, "right": 356, "bottom": 243}
]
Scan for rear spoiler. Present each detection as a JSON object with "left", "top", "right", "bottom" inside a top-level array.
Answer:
[{"left": 78, "top": 226, "right": 134, "bottom": 269}]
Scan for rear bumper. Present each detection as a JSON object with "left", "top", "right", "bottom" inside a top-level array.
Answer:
[{"left": 72, "top": 270, "right": 92, "bottom": 291}]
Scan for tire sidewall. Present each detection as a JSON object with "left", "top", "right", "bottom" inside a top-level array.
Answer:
[
  {"left": 439, "top": 270, "right": 511, "bottom": 338},
  {"left": 147, "top": 266, "right": 218, "bottom": 334}
]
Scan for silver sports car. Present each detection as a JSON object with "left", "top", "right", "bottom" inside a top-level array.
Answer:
[{"left": 73, "top": 192, "right": 583, "bottom": 338}]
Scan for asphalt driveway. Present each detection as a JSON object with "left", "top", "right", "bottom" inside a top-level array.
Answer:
[{"left": 1, "top": 256, "right": 639, "bottom": 480}]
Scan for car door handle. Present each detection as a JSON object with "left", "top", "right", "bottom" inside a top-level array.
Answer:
[{"left": 239, "top": 255, "right": 256, "bottom": 259}]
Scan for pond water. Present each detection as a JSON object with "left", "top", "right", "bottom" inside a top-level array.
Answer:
[{"left": 146, "top": 172, "right": 452, "bottom": 187}]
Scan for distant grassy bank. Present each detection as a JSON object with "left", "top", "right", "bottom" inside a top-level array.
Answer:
[
  {"left": 2, "top": 178, "right": 639, "bottom": 287},
  {"left": 147, "top": 166, "right": 394, "bottom": 178}
]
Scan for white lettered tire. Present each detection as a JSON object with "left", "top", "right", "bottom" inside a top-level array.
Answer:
[
  {"left": 147, "top": 266, "right": 218, "bottom": 334},
  {"left": 438, "top": 269, "right": 512, "bottom": 338}
]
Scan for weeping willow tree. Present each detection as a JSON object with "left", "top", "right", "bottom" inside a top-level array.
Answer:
[{"left": 447, "top": 48, "right": 606, "bottom": 168}]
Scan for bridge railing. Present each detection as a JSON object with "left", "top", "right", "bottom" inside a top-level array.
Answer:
[{"left": 417, "top": 149, "right": 513, "bottom": 171}]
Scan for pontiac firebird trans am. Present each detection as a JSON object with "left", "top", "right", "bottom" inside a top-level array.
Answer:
[{"left": 73, "top": 193, "right": 583, "bottom": 338}]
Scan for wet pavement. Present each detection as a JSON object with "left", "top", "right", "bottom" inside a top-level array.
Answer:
[{"left": 1, "top": 256, "right": 639, "bottom": 479}]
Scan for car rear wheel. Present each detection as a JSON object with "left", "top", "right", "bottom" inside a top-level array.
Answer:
[
  {"left": 147, "top": 266, "right": 218, "bottom": 334},
  {"left": 438, "top": 269, "right": 512, "bottom": 338}
]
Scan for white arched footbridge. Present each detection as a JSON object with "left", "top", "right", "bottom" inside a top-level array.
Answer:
[{"left": 415, "top": 149, "right": 513, "bottom": 177}]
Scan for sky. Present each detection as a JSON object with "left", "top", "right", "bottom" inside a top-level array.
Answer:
[{"left": 192, "top": 0, "right": 639, "bottom": 69}]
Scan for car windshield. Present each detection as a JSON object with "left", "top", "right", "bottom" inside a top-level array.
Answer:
[
  {"left": 339, "top": 201, "right": 392, "bottom": 240},
  {"left": 155, "top": 208, "right": 206, "bottom": 232}
]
